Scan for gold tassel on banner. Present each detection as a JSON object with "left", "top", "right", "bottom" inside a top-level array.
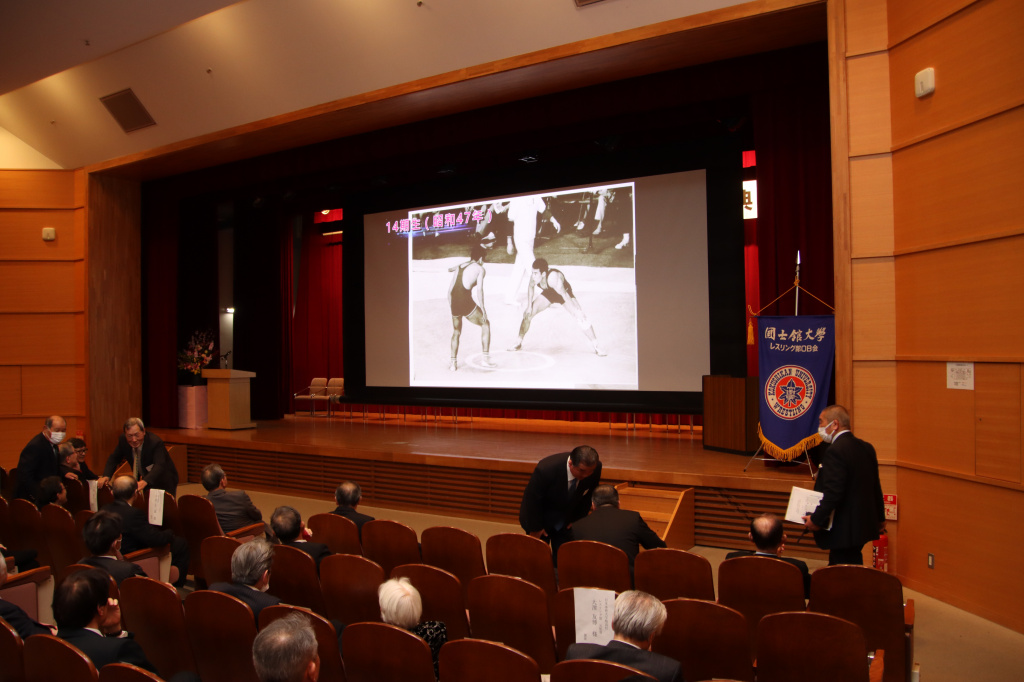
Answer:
[{"left": 747, "top": 318, "right": 755, "bottom": 345}]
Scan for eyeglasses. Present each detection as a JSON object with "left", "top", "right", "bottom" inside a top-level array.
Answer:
[{"left": 75, "top": 448, "right": 89, "bottom": 454}]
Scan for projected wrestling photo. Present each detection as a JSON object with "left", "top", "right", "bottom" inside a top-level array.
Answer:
[{"left": 408, "top": 184, "right": 638, "bottom": 389}]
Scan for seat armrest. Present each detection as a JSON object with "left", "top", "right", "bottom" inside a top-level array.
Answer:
[
  {"left": 869, "top": 649, "right": 885, "bottom": 682},
  {"left": 227, "top": 522, "right": 266, "bottom": 541},
  {"left": 1, "top": 565, "right": 52, "bottom": 587},
  {"left": 904, "top": 598, "right": 915, "bottom": 630}
]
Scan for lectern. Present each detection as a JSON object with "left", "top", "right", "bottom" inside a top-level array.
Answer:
[{"left": 202, "top": 369, "right": 256, "bottom": 429}]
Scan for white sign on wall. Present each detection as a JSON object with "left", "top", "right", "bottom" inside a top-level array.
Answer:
[{"left": 946, "top": 362, "right": 974, "bottom": 390}]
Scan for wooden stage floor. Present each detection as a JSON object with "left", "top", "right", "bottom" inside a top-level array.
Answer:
[{"left": 155, "top": 411, "right": 823, "bottom": 553}]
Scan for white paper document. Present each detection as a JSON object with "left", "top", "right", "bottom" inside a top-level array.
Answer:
[
  {"left": 785, "top": 486, "right": 832, "bottom": 529},
  {"left": 148, "top": 489, "right": 166, "bottom": 525},
  {"left": 573, "top": 587, "right": 615, "bottom": 646},
  {"left": 88, "top": 480, "right": 98, "bottom": 512}
]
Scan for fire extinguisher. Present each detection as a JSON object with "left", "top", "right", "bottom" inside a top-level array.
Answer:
[{"left": 873, "top": 530, "right": 888, "bottom": 572}]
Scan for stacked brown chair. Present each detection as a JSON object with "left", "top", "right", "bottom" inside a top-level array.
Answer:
[
  {"left": 391, "top": 563, "right": 471, "bottom": 640},
  {"left": 485, "top": 533, "right": 559, "bottom": 620},
  {"left": 178, "top": 494, "right": 264, "bottom": 588},
  {"left": 634, "top": 548, "right": 716, "bottom": 601},
  {"left": 757, "top": 611, "right": 874, "bottom": 682},
  {"left": 468, "top": 574, "right": 557, "bottom": 674},
  {"left": 360, "top": 519, "right": 420, "bottom": 576},
  {"left": 97, "top": 664, "right": 165, "bottom": 682},
  {"left": 184, "top": 590, "right": 259, "bottom": 681},
  {"left": 342, "top": 622, "right": 436, "bottom": 682},
  {"left": 717, "top": 555, "right": 806, "bottom": 659},
  {"left": 439, "top": 638, "right": 541, "bottom": 682},
  {"left": 809, "top": 565, "right": 913, "bottom": 682},
  {"left": 320, "top": 554, "right": 385, "bottom": 625},
  {"left": 420, "top": 526, "right": 486, "bottom": 603},
  {"left": 307, "top": 513, "right": 361, "bottom": 555},
  {"left": 24, "top": 634, "right": 98, "bottom": 682},
  {"left": 0, "top": 618, "right": 25, "bottom": 682},
  {"left": 651, "top": 598, "right": 753, "bottom": 682},
  {"left": 119, "top": 576, "right": 198, "bottom": 681},
  {"left": 267, "top": 544, "right": 329, "bottom": 618},
  {"left": 557, "top": 541, "right": 632, "bottom": 593},
  {"left": 550, "top": 659, "right": 656, "bottom": 682},
  {"left": 259, "top": 605, "right": 347, "bottom": 682},
  {"left": 200, "top": 535, "right": 241, "bottom": 586}
]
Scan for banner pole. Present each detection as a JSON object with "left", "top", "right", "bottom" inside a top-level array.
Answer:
[{"left": 794, "top": 250, "right": 801, "bottom": 315}]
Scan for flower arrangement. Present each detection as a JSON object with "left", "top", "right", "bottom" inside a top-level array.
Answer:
[{"left": 178, "top": 330, "right": 217, "bottom": 375}]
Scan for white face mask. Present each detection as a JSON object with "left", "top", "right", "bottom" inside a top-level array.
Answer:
[
  {"left": 48, "top": 430, "right": 66, "bottom": 445},
  {"left": 818, "top": 421, "right": 835, "bottom": 444}
]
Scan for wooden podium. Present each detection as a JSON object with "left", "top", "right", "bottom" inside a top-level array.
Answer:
[{"left": 202, "top": 369, "right": 256, "bottom": 429}]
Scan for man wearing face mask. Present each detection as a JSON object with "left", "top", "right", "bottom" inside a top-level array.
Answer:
[
  {"left": 802, "top": 404, "right": 885, "bottom": 565},
  {"left": 15, "top": 415, "right": 75, "bottom": 501}
]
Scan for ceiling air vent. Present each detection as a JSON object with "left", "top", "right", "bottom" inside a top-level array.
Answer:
[{"left": 99, "top": 88, "right": 156, "bottom": 133}]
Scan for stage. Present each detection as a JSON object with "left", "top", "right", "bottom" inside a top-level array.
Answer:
[{"left": 155, "top": 409, "right": 825, "bottom": 555}]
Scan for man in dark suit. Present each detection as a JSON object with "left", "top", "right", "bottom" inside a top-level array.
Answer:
[
  {"left": 201, "top": 463, "right": 266, "bottom": 533},
  {"left": 519, "top": 445, "right": 602, "bottom": 562},
  {"left": 102, "top": 417, "right": 179, "bottom": 495},
  {"left": 271, "top": 505, "right": 331, "bottom": 572},
  {"left": 803, "top": 404, "right": 885, "bottom": 565},
  {"left": 0, "top": 557, "right": 56, "bottom": 639},
  {"left": 80, "top": 510, "right": 148, "bottom": 585},
  {"left": 726, "top": 513, "right": 811, "bottom": 598},
  {"left": 210, "top": 538, "right": 281, "bottom": 624},
  {"left": 566, "top": 590, "right": 682, "bottom": 682},
  {"left": 15, "top": 415, "right": 72, "bottom": 501},
  {"left": 53, "top": 568, "right": 157, "bottom": 672},
  {"left": 103, "top": 475, "right": 189, "bottom": 587},
  {"left": 254, "top": 612, "right": 320, "bottom": 682},
  {"left": 331, "top": 480, "right": 374, "bottom": 537},
  {"left": 570, "top": 485, "right": 665, "bottom": 569}
]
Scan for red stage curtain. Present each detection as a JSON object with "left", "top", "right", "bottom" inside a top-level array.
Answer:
[{"left": 289, "top": 224, "right": 344, "bottom": 396}]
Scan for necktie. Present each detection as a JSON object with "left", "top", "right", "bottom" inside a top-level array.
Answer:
[
  {"left": 133, "top": 447, "right": 141, "bottom": 478},
  {"left": 568, "top": 478, "right": 578, "bottom": 499}
]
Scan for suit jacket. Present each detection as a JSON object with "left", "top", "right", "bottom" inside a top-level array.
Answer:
[
  {"left": 331, "top": 505, "right": 375, "bottom": 536},
  {"left": 103, "top": 431, "right": 179, "bottom": 495},
  {"left": 16, "top": 432, "right": 62, "bottom": 500},
  {"left": 210, "top": 581, "right": 282, "bottom": 624},
  {"left": 725, "top": 550, "right": 811, "bottom": 598},
  {"left": 103, "top": 500, "right": 175, "bottom": 555},
  {"left": 0, "top": 598, "right": 52, "bottom": 639},
  {"left": 519, "top": 452, "right": 602, "bottom": 537},
  {"left": 57, "top": 627, "right": 157, "bottom": 672},
  {"left": 566, "top": 640, "right": 682, "bottom": 682},
  {"left": 570, "top": 505, "right": 666, "bottom": 567},
  {"left": 80, "top": 555, "right": 148, "bottom": 585},
  {"left": 281, "top": 539, "right": 331, "bottom": 572},
  {"left": 811, "top": 432, "right": 884, "bottom": 551},
  {"left": 207, "top": 488, "right": 263, "bottom": 533}
]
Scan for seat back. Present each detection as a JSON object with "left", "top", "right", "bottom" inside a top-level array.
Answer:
[
  {"left": 809, "top": 565, "right": 908, "bottom": 682},
  {"left": 717, "top": 556, "right": 806, "bottom": 658},
  {"left": 439, "top": 638, "right": 541, "bottom": 682},
  {"left": 268, "top": 544, "right": 329, "bottom": 617},
  {"left": 0, "top": 617, "right": 25, "bottom": 682},
  {"left": 550, "top": 659, "right": 656, "bottom": 682},
  {"left": 342, "top": 622, "right": 436, "bottom": 682},
  {"left": 552, "top": 587, "right": 618, "bottom": 662},
  {"left": 421, "top": 526, "right": 486, "bottom": 603},
  {"left": 7, "top": 499, "right": 41, "bottom": 556},
  {"left": 360, "top": 519, "right": 421, "bottom": 575},
  {"left": 57, "top": 563, "right": 95, "bottom": 586},
  {"left": 96, "top": 485, "right": 114, "bottom": 509},
  {"left": 40, "top": 504, "right": 86, "bottom": 575},
  {"left": 0, "top": 567, "right": 54, "bottom": 625},
  {"left": 0, "top": 466, "right": 13, "bottom": 501},
  {"left": 320, "top": 554, "right": 385, "bottom": 625},
  {"left": 120, "top": 576, "right": 198, "bottom": 680},
  {"left": 307, "top": 513, "right": 361, "bottom": 555},
  {"left": 23, "top": 634, "right": 98, "bottom": 682},
  {"left": 178, "top": 494, "right": 224, "bottom": 581},
  {"left": 468, "top": 574, "right": 556, "bottom": 673},
  {"left": 63, "top": 477, "right": 90, "bottom": 515},
  {"left": 634, "top": 548, "right": 716, "bottom": 601},
  {"left": 150, "top": 489, "right": 184, "bottom": 538},
  {"left": 652, "top": 598, "right": 753, "bottom": 682},
  {"left": 0, "top": 495, "right": 9, "bottom": 547},
  {"left": 757, "top": 611, "right": 869, "bottom": 682},
  {"left": 557, "top": 541, "right": 632, "bottom": 593},
  {"left": 184, "top": 590, "right": 259, "bottom": 681},
  {"left": 201, "top": 535, "right": 241, "bottom": 586},
  {"left": 259, "top": 604, "right": 347, "bottom": 682},
  {"left": 391, "top": 563, "right": 470, "bottom": 640},
  {"left": 485, "top": 533, "right": 558, "bottom": 617},
  {"left": 97, "top": 664, "right": 164, "bottom": 682}
]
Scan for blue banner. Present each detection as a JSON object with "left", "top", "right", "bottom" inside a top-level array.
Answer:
[{"left": 757, "top": 315, "right": 835, "bottom": 460}]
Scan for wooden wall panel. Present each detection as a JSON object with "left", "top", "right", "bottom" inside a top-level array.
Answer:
[
  {"left": 21, "top": 365, "right": 86, "bottom": 418},
  {"left": 893, "top": 106, "right": 1024, "bottom": 254},
  {"left": 849, "top": 154, "right": 894, "bottom": 257},
  {"left": 974, "top": 363, "right": 1022, "bottom": 482},
  {"left": 845, "top": 0, "right": 888, "bottom": 56},
  {"left": 852, "top": 361, "right": 897, "bottom": 462},
  {"left": 0, "top": 367, "right": 22, "bottom": 416},
  {"left": 0, "top": 262, "right": 82, "bottom": 312},
  {"left": 897, "top": 362, "right": 975, "bottom": 473},
  {"left": 0, "top": 171, "right": 78, "bottom": 209},
  {"left": 895, "top": 235, "right": 1024, "bottom": 360},
  {"left": 851, "top": 257, "right": 895, "bottom": 360},
  {"left": 890, "top": 0, "right": 1024, "bottom": 149},
  {"left": 887, "top": 0, "right": 974, "bottom": 46},
  {"left": 897, "top": 468, "right": 1024, "bottom": 633},
  {"left": 0, "top": 210, "right": 79, "bottom": 261},
  {"left": 0, "top": 313, "right": 84, "bottom": 365},
  {"left": 846, "top": 52, "right": 892, "bottom": 156}
]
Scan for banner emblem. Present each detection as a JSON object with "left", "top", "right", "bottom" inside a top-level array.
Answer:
[{"left": 764, "top": 365, "right": 816, "bottom": 420}]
